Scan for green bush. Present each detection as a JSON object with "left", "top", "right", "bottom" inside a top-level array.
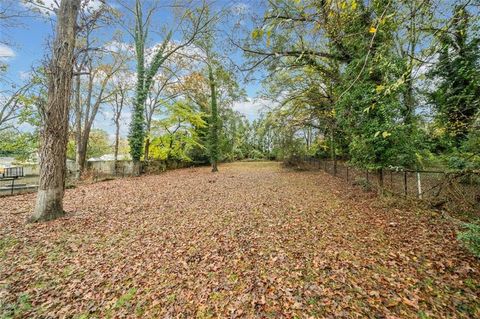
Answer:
[
  {"left": 458, "top": 223, "right": 480, "bottom": 257},
  {"left": 249, "top": 149, "right": 264, "bottom": 160}
]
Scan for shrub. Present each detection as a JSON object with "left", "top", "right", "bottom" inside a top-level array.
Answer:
[
  {"left": 249, "top": 149, "right": 264, "bottom": 160},
  {"left": 458, "top": 222, "right": 480, "bottom": 257}
]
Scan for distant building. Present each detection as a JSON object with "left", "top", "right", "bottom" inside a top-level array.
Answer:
[
  {"left": 0, "top": 157, "right": 15, "bottom": 168},
  {"left": 87, "top": 154, "right": 131, "bottom": 162}
]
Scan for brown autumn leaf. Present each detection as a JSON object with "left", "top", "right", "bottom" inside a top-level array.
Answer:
[{"left": 0, "top": 162, "right": 478, "bottom": 318}]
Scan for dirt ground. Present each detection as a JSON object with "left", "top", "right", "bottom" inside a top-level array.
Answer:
[{"left": 0, "top": 161, "right": 478, "bottom": 318}]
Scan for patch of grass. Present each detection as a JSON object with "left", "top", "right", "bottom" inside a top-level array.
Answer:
[
  {"left": 209, "top": 291, "right": 224, "bottom": 302},
  {"left": 62, "top": 265, "right": 75, "bottom": 278},
  {"left": 352, "top": 177, "right": 373, "bottom": 192},
  {"left": 0, "top": 237, "right": 18, "bottom": 259},
  {"left": 227, "top": 273, "right": 239, "bottom": 284},
  {"left": 464, "top": 278, "right": 478, "bottom": 290},
  {"left": 300, "top": 267, "right": 318, "bottom": 282},
  {"left": 307, "top": 296, "right": 320, "bottom": 305},
  {"left": 457, "top": 222, "right": 480, "bottom": 257},
  {"left": 1, "top": 293, "right": 33, "bottom": 318},
  {"left": 455, "top": 302, "right": 477, "bottom": 316},
  {"left": 135, "top": 302, "right": 145, "bottom": 317},
  {"left": 418, "top": 310, "right": 431, "bottom": 319},
  {"left": 33, "top": 280, "right": 48, "bottom": 289},
  {"left": 196, "top": 306, "right": 214, "bottom": 319},
  {"left": 166, "top": 293, "right": 176, "bottom": 303},
  {"left": 114, "top": 288, "right": 137, "bottom": 309}
]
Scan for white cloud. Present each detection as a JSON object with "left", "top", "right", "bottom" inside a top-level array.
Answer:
[
  {"left": 22, "top": 0, "right": 103, "bottom": 16},
  {"left": 19, "top": 70, "right": 32, "bottom": 80},
  {"left": 104, "top": 41, "right": 134, "bottom": 54},
  {"left": 231, "top": 2, "right": 250, "bottom": 15},
  {"left": 232, "top": 97, "right": 276, "bottom": 121},
  {"left": 0, "top": 44, "right": 15, "bottom": 60}
]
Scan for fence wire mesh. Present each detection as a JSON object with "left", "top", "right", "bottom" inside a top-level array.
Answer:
[{"left": 298, "top": 157, "right": 480, "bottom": 215}]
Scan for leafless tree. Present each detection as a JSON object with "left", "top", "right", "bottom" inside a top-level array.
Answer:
[
  {"left": 107, "top": 71, "right": 133, "bottom": 173},
  {"left": 0, "top": 82, "right": 33, "bottom": 131}
]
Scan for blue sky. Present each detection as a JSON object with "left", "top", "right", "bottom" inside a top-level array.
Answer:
[{"left": 0, "top": 0, "right": 268, "bottom": 138}]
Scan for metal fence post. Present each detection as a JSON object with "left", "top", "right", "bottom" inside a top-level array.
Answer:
[
  {"left": 416, "top": 171, "right": 423, "bottom": 199},
  {"left": 403, "top": 171, "right": 408, "bottom": 196},
  {"left": 346, "top": 166, "right": 349, "bottom": 182}
]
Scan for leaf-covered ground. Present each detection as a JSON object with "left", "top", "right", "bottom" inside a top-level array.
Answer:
[{"left": 0, "top": 162, "right": 478, "bottom": 318}]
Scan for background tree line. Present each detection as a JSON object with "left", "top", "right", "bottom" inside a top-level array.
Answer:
[{"left": 239, "top": 0, "right": 480, "bottom": 171}]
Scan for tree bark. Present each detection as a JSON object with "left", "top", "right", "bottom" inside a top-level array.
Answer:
[
  {"left": 132, "top": 160, "right": 141, "bottom": 176},
  {"left": 76, "top": 135, "right": 88, "bottom": 175},
  {"left": 74, "top": 74, "right": 82, "bottom": 179},
  {"left": 112, "top": 85, "right": 125, "bottom": 175},
  {"left": 330, "top": 127, "right": 337, "bottom": 176},
  {"left": 31, "top": 0, "right": 81, "bottom": 222},
  {"left": 114, "top": 119, "right": 120, "bottom": 174},
  {"left": 208, "top": 64, "right": 219, "bottom": 173},
  {"left": 144, "top": 136, "right": 150, "bottom": 161}
]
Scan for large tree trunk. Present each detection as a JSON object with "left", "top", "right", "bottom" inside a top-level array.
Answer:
[
  {"left": 31, "top": 0, "right": 81, "bottom": 222},
  {"left": 132, "top": 160, "right": 141, "bottom": 176}
]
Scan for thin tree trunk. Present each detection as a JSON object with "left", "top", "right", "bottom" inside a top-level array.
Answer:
[
  {"left": 209, "top": 64, "right": 219, "bottom": 173},
  {"left": 31, "top": 0, "right": 81, "bottom": 222},
  {"left": 114, "top": 119, "right": 120, "bottom": 174},
  {"left": 77, "top": 137, "right": 88, "bottom": 175},
  {"left": 404, "top": 2, "right": 417, "bottom": 126},
  {"left": 144, "top": 136, "right": 150, "bottom": 161},
  {"left": 330, "top": 127, "right": 337, "bottom": 176},
  {"left": 74, "top": 74, "right": 82, "bottom": 179}
]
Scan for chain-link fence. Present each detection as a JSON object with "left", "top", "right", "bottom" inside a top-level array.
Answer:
[
  {"left": 298, "top": 157, "right": 480, "bottom": 215},
  {"left": 0, "top": 159, "right": 200, "bottom": 196}
]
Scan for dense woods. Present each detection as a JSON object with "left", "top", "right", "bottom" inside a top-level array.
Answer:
[{"left": 240, "top": 0, "right": 479, "bottom": 172}]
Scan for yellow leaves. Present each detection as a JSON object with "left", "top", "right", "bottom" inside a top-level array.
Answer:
[
  {"left": 266, "top": 29, "right": 272, "bottom": 47},
  {"left": 339, "top": 1, "right": 357, "bottom": 11},
  {"left": 374, "top": 131, "right": 392, "bottom": 138},
  {"left": 351, "top": 0, "right": 357, "bottom": 10},
  {"left": 305, "top": 65, "right": 316, "bottom": 76},
  {"left": 252, "top": 28, "right": 273, "bottom": 47},
  {"left": 364, "top": 104, "right": 375, "bottom": 113},
  {"left": 375, "top": 85, "right": 384, "bottom": 94},
  {"left": 251, "top": 29, "right": 264, "bottom": 40}
]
